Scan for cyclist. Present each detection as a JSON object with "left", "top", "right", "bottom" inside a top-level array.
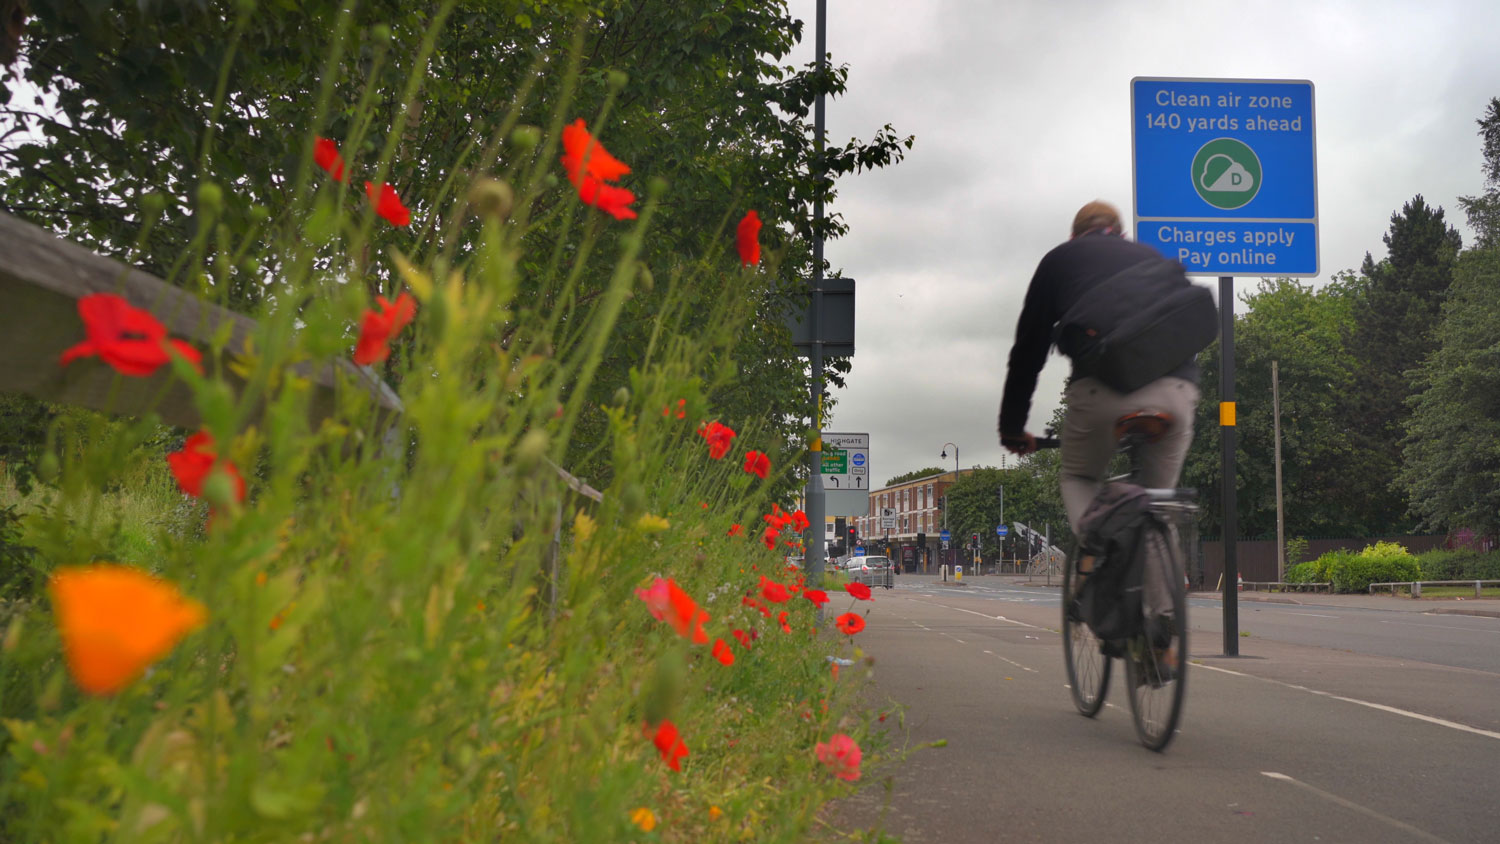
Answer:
[{"left": 997, "top": 200, "right": 1200, "bottom": 542}]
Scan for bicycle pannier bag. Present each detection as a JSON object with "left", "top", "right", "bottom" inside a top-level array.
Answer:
[
  {"left": 1074, "top": 483, "right": 1152, "bottom": 647},
  {"left": 1054, "top": 257, "right": 1218, "bottom": 394}
]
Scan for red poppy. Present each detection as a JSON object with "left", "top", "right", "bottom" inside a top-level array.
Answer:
[
  {"left": 353, "top": 292, "right": 417, "bottom": 366},
  {"left": 649, "top": 719, "right": 689, "bottom": 771},
  {"left": 835, "top": 612, "right": 865, "bottom": 635},
  {"left": 802, "top": 589, "right": 830, "bottom": 607},
  {"left": 831, "top": 661, "right": 840, "bottom": 680},
  {"left": 778, "top": 610, "right": 792, "bottom": 634},
  {"left": 636, "top": 577, "right": 709, "bottom": 644},
  {"left": 661, "top": 398, "right": 686, "bottom": 419},
  {"left": 711, "top": 638, "right": 735, "bottom": 666},
  {"left": 845, "top": 582, "right": 873, "bottom": 601},
  {"left": 731, "top": 628, "right": 752, "bottom": 649},
  {"left": 763, "top": 503, "right": 794, "bottom": 531},
  {"left": 759, "top": 576, "right": 790, "bottom": 604},
  {"left": 363, "top": 181, "right": 411, "bottom": 227},
  {"left": 791, "top": 509, "right": 810, "bottom": 533},
  {"left": 727, "top": 524, "right": 743, "bottom": 537},
  {"left": 743, "top": 450, "right": 770, "bottom": 479},
  {"left": 816, "top": 733, "right": 862, "bottom": 781},
  {"left": 559, "top": 118, "right": 637, "bottom": 220},
  {"left": 59, "top": 294, "right": 202, "bottom": 377},
  {"left": 736, "top": 210, "right": 762, "bottom": 266},
  {"left": 166, "top": 432, "right": 247, "bottom": 503},
  {"left": 699, "top": 421, "right": 736, "bottom": 460},
  {"left": 760, "top": 526, "right": 779, "bottom": 551},
  {"left": 314, "top": 137, "right": 347, "bottom": 182}
]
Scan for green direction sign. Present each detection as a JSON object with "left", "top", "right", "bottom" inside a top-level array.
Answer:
[
  {"left": 1192, "top": 137, "right": 1262, "bottom": 210},
  {"left": 821, "top": 448, "right": 847, "bottom": 475}
]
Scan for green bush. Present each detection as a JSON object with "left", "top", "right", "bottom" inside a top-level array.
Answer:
[
  {"left": 1413, "top": 549, "right": 1500, "bottom": 580},
  {"left": 1284, "top": 560, "right": 1321, "bottom": 584},
  {"left": 1328, "top": 541, "right": 1422, "bottom": 592},
  {"left": 1304, "top": 549, "right": 1358, "bottom": 586}
]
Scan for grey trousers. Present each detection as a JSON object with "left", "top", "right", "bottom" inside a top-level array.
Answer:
[{"left": 1060, "top": 376, "right": 1200, "bottom": 535}]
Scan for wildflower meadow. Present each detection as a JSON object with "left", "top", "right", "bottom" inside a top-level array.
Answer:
[{"left": 0, "top": 4, "right": 909, "bottom": 841}]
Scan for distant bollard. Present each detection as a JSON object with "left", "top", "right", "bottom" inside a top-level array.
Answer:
[
  {"left": 955, "top": 566, "right": 963, "bottom": 582},
  {"left": 940, "top": 564, "right": 948, "bottom": 582},
  {"left": 1412, "top": 582, "right": 1421, "bottom": 598}
]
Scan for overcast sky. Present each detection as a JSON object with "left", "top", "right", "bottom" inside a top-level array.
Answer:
[{"left": 784, "top": 0, "right": 1498, "bottom": 488}]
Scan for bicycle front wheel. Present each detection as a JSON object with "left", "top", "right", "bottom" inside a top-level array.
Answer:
[
  {"left": 1062, "top": 549, "right": 1110, "bottom": 717},
  {"left": 1125, "top": 522, "right": 1189, "bottom": 751}
]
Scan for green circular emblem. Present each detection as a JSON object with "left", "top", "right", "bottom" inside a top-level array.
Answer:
[{"left": 1191, "top": 138, "right": 1262, "bottom": 210}]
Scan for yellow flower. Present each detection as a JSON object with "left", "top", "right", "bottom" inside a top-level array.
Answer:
[
  {"left": 709, "top": 805, "right": 723, "bottom": 821},
  {"left": 629, "top": 806, "right": 657, "bottom": 832},
  {"left": 48, "top": 565, "right": 207, "bottom": 695},
  {"left": 635, "top": 513, "right": 670, "bottom": 533},
  {"left": 575, "top": 512, "right": 597, "bottom": 541}
]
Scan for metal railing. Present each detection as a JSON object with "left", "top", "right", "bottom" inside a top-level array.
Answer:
[{"left": 1370, "top": 580, "right": 1500, "bottom": 598}]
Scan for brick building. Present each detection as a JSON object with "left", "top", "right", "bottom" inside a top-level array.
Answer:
[{"left": 854, "top": 469, "right": 972, "bottom": 571}]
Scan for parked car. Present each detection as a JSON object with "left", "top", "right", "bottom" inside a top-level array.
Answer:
[{"left": 844, "top": 555, "right": 891, "bottom": 574}]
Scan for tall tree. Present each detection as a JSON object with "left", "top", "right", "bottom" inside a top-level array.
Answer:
[
  {"left": 1457, "top": 97, "right": 1500, "bottom": 249},
  {"left": 1181, "top": 276, "right": 1366, "bottom": 538},
  {"left": 1340, "top": 196, "right": 1461, "bottom": 530}
]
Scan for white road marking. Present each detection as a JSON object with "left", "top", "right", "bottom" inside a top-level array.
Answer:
[
  {"left": 915, "top": 599, "right": 1044, "bottom": 629},
  {"left": 1265, "top": 611, "right": 1341, "bottom": 619},
  {"left": 1260, "top": 772, "right": 1452, "bottom": 843},
  {"left": 983, "top": 649, "right": 1037, "bottom": 672},
  {"left": 1199, "top": 663, "right": 1500, "bottom": 741},
  {"left": 1381, "top": 619, "right": 1500, "bottom": 633}
]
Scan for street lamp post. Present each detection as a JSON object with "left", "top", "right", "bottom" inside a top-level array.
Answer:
[{"left": 940, "top": 442, "right": 958, "bottom": 569}]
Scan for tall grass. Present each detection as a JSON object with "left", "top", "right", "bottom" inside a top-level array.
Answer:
[{"left": 0, "top": 16, "right": 887, "bottom": 842}]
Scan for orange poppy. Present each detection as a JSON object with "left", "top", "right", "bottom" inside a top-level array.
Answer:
[
  {"left": 636, "top": 577, "right": 709, "bottom": 644},
  {"left": 48, "top": 565, "right": 208, "bottom": 695},
  {"left": 559, "top": 119, "right": 637, "bottom": 220},
  {"left": 166, "top": 431, "right": 247, "bottom": 503},
  {"left": 845, "top": 582, "right": 873, "bottom": 601},
  {"left": 802, "top": 589, "right": 829, "bottom": 607},
  {"left": 699, "top": 421, "right": 736, "bottom": 459}
]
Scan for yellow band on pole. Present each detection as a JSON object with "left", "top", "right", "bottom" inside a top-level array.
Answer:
[{"left": 1220, "top": 402, "right": 1236, "bottom": 426}]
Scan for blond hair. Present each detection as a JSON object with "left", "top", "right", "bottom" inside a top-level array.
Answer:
[{"left": 1071, "top": 201, "right": 1121, "bottom": 237}]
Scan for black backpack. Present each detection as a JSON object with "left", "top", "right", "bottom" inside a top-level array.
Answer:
[
  {"left": 1074, "top": 483, "right": 1159, "bottom": 652},
  {"left": 1054, "top": 257, "right": 1218, "bottom": 394}
]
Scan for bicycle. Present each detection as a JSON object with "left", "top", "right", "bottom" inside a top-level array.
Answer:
[{"left": 1038, "top": 410, "right": 1196, "bottom": 752}]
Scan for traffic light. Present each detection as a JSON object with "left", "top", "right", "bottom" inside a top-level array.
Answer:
[
  {"left": 916, "top": 532, "right": 926, "bottom": 547},
  {"left": 971, "top": 533, "right": 979, "bottom": 546},
  {"left": 849, "top": 525, "right": 858, "bottom": 544}
]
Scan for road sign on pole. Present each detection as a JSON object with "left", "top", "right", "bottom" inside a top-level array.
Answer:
[
  {"left": 1131, "top": 77, "right": 1318, "bottom": 276},
  {"left": 996, "top": 524, "right": 1008, "bottom": 537}
]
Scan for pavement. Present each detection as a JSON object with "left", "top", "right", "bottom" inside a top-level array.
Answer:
[{"left": 890, "top": 571, "right": 1500, "bottom": 618}]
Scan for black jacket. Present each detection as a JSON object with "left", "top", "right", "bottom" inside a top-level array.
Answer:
[{"left": 998, "top": 231, "right": 1199, "bottom": 436}]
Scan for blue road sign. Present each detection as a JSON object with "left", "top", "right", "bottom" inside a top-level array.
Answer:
[
  {"left": 996, "top": 525, "right": 1009, "bottom": 537},
  {"left": 851, "top": 452, "right": 866, "bottom": 467},
  {"left": 1132, "top": 77, "right": 1317, "bottom": 276},
  {"left": 940, "top": 529, "right": 951, "bottom": 542}
]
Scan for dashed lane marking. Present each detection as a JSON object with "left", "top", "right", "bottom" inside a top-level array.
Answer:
[{"left": 1260, "top": 772, "right": 1452, "bottom": 843}]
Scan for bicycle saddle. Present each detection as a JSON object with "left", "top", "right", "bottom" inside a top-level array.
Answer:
[{"left": 1113, "top": 410, "right": 1173, "bottom": 443}]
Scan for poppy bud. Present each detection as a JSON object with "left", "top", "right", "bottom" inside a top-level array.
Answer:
[
  {"left": 248, "top": 204, "right": 269, "bottom": 224},
  {"left": 611, "top": 387, "right": 630, "bottom": 407},
  {"left": 240, "top": 257, "right": 260, "bottom": 275},
  {"left": 642, "top": 654, "right": 684, "bottom": 726},
  {"left": 509, "top": 125, "right": 541, "bottom": 151},
  {"left": 515, "top": 429, "right": 549, "bottom": 468},
  {"left": 370, "top": 23, "right": 392, "bottom": 43},
  {"left": 467, "top": 178, "right": 514, "bottom": 220},
  {"left": 647, "top": 176, "right": 668, "bottom": 198},
  {"left": 607, "top": 70, "right": 629, "bottom": 91},
  {"left": 197, "top": 182, "right": 223, "bottom": 214},
  {"left": 201, "top": 467, "right": 240, "bottom": 512},
  {"left": 635, "top": 261, "right": 654, "bottom": 292},
  {"left": 141, "top": 192, "right": 167, "bottom": 218},
  {"left": 621, "top": 482, "right": 646, "bottom": 515}
]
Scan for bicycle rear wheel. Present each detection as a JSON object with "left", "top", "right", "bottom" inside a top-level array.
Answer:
[
  {"left": 1125, "top": 521, "right": 1188, "bottom": 751},
  {"left": 1062, "top": 549, "right": 1110, "bottom": 716}
]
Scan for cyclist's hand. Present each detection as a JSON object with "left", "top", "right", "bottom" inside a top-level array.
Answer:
[{"left": 1000, "top": 432, "right": 1036, "bottom": 455}]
